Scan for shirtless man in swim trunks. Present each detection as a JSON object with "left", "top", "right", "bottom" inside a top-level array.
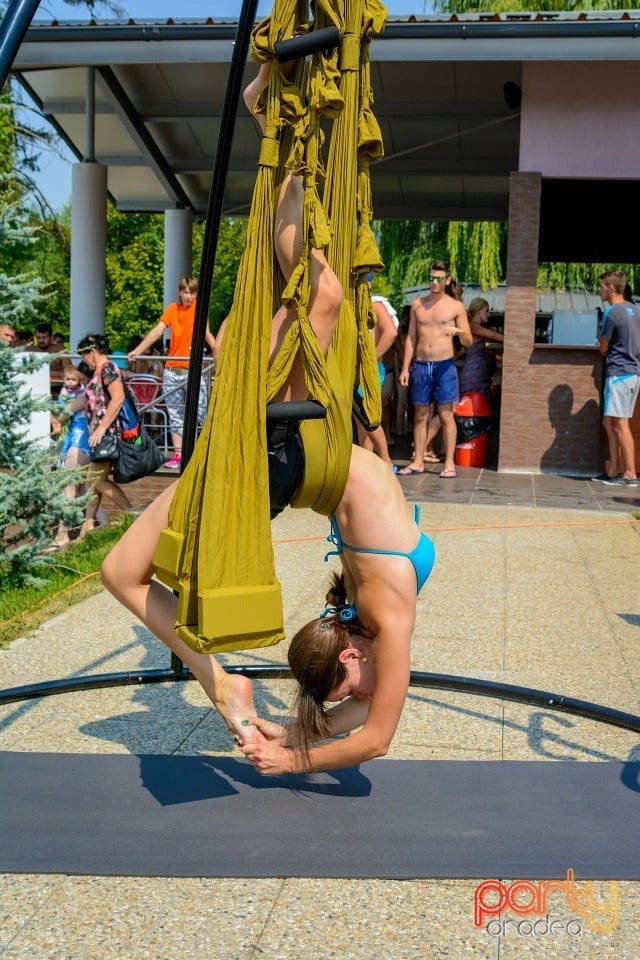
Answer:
[{"left": 398, "top": 260, "right": 472, "bottom": 478}]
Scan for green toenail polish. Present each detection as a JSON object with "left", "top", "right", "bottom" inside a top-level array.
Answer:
[{"left": 241, "top": 719, "right": 250, "bottom": 726}]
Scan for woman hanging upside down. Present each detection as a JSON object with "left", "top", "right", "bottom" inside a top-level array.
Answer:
[{"left": 101, "top": 69, "right": 435, "bottom": 776}]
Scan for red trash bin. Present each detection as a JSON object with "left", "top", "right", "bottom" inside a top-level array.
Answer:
[{"left": 455, "top": 392, "right": 491, "bottom": 468}]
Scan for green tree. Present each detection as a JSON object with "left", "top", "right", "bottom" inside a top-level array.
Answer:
[
  {"left": 194, "top": 216, "right": 248, "bottom": 333},
  {"left": 1, "top": 82, "right": 71, "bottom": 336},
  {"left": 537, "top": 261, "right": 639, "bottom": 293},
  {"left": 103, "top": 210, "right": 248, "bottom": 348},
  {"left": 0, "top": 347, "right": 86, "bottom": 587},
  {"left": 373, "top": 219, "right": 450, "bottom": 312},
  {"left": 29, "top": 209, "right": 71, "bottom": 333},
  {"left": 105, "top": 209, "right": 165, "bottom": 349},
  {"left": 0, "top": 190, "right": 87, "bottom": 585},
  {"left": 0, "top": 196, "right": 52, "bottom": 329},
  {"left": 373, "top": 218, "right": 506, "bottom": 309},
  {"left": 447, "top": 221, "right": 506, "bottom": 290},
  {"left": 0, "top": 91, "right": 16, "bottom": 190}
]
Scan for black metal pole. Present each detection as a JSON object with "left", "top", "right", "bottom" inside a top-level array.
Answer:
[
  {"left": 0, "top": 0, "right": 41, "bottom": 90},
  {"left": 2, "top": 668, "right": 640, "bottom": 736},
  {"left": 180, "top": 0, "right": 259, "bottom": 469}
]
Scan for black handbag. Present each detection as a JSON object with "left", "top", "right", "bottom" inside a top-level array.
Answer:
[
  {"left": 113, "top": 424, "right": 164, "bottom": 484},
  {"left": 89, "top": 430, "right": 119, "bottom": 462}
]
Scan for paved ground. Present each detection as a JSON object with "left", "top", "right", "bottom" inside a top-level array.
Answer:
[{"left": 1, "top": 461, "right": 639, "bottom": 960}]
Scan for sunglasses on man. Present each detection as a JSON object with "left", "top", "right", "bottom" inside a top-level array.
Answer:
[{"left": 428, "top": 275, "right": 448, "bottom": 284}]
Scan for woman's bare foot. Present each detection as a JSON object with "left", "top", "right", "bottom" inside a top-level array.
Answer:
[
  {"left": 215, "top": 673, "right": 260, "bottom": 747},
  {"left": 44, "top": 534, "right": 70, "bottom": 553},
  {"left": 77, "top": 519, "right": 96, "bottom": 541}
]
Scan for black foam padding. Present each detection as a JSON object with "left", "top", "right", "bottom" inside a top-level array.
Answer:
[{"left": 2, "top": 753, "right": 639, "bottom": 879}]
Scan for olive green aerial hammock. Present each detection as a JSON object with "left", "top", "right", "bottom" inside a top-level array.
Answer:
[{"left": 153, "top": 0, "right": 388, "bottom": 655}]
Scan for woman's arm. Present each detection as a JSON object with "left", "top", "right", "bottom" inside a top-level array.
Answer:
[
  {"left": 205, "top": 326, "right": 217, "bottom": 355},
  {"left": 242, "top": 602, "right": 414, "bottom": 775},
  {"left": 470, "top": 322, "right": 504, "bottom": 343},
  {"left": 88, "top": 375, "right": 124, "bottom": 445},
  {"left": 372, "top": 301, "right": 397, "bottom": 359},
  {"left": 56, "top": 394, "right": 86, "bottom": 420},
  {"left": 255, "top": 696, "right": 370, "bottom": 749},
  {"left": 127, "top": 322, "right": 166, "bottom": 362},
  {"left": 97, "top": 378, "right": 125, "bottom": 431},
  {"left": 214, "top": 318, "right": 227, "bottom": 362}
]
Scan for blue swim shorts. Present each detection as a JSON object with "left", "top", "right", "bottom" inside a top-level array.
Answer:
[{"left": 409, "top": 358, "right": 459, "bottom": 407}]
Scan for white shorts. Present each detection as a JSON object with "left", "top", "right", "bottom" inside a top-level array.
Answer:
[{"left": 603, "top": 373, "right": 640, "bottom": 419}]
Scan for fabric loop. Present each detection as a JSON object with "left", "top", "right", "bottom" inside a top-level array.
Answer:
[
  {"left": 353, "top": 222, "right": 384, "bottom": 276},
  {"left": 258, "top": 137, "right": 281, "bottom": 168},
  {"left": 358, "top": 107, "right": 384, "bottom": 160},
  {"left": 340, "top": 34, "right": 360, "bottom": 71},
  {"left": 281, "top": 259, "right": 308, "bottom": 307}
]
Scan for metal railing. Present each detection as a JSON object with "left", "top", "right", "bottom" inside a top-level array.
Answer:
[{"left": 48, "top": 352, "right": 215, "bottom": 456}]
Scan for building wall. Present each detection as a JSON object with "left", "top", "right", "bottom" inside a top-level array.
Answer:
[
  {"left": 519, "top": 61, "right": 640, "bottom": 178},
  {"left": 499, "top": 171, "right": 605, "bottom": 475},
  {"left": 508, "top": 63, "right": 640, "bottom": 475}
]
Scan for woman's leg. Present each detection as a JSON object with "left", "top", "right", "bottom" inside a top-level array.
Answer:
[
  {"left": 274, "top": 171, "right": 343, "bottom": 346},
  {"left": 101, "top": 484, "right": 260, "bottom": 744},
  {"left": 268, "top": 172, "right": 343, "bottom": 403},
  {"left": 243, "top": 59, "right": 297, "bottom": 135},
  {"left": 356, "top": 420, "right": 394, "bottom": 468},
  {"left": 82, "top": 460, "right": 132, "bottom": 534},
  {"left": 81, "top": 462, "right": 107, "bottom": 534},
  {"left": 241, "top": 68, "right": 343, "bottom": 378},
  {"left": 49, "top": 446, "right": 90, "bottom": 548},
  {"left": 243, "top": 62, "right": 271, "bottom": 134},
  {"left": 97, "top": 465, "right": 133, "bottom": 514}
]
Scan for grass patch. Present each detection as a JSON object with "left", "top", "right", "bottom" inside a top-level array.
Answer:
[{"left": 0, "top": 516, "right": 133, "bottom": 648}]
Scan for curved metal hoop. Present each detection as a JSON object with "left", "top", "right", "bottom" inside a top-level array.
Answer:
[{"left": 1, "top": 666, "right": 639, "bottom": 734}]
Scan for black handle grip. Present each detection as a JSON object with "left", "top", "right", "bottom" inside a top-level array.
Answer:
[
  {"left": 266, "top": 400, "right": 327, "bottom": 422},
  {"left": 274, "top": 26, "right": 340, "bottom": 63}
]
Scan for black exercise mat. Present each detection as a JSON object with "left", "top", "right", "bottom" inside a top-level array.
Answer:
[{"left": 1, "top": 752, "right": 639, "bottom": 879}]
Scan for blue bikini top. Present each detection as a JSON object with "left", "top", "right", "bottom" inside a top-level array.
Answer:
[{"left": 325, "top": 505, "right": 436, "bottom": 594}]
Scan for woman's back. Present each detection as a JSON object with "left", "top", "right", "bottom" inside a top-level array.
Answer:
[
  {"left": 336, "top": 445, "right": 416, "bottom": 548},
  {"left": 331, "top": 445, "right": 427, "bottom": 621}
]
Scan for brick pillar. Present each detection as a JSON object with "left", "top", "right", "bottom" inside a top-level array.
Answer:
[{"left": 499, "top": 172, "right": 541, "bottom": 471}]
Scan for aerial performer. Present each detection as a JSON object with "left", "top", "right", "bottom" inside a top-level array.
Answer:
[{"left": 101, "top": 4, "right": 435, "bottom": 776}]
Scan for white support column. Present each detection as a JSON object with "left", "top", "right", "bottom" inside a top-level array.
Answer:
[
  {"left": 163, "top": 208, "right": 193, "bottom": 308},
  {"left": 70, "top": 162, "right": 107, "bottom": 348}
]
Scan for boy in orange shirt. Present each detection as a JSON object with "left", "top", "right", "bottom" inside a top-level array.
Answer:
[{"left": 128, "top": 277, "right": 217, "bottom": 468}]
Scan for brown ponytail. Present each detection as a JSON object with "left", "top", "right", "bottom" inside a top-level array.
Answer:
[
  {"left": 287, "top": 574, "right": 363, "bottom": 768},
  {"left": 326, "top": 571, "right": 347, "bottom": 608}
]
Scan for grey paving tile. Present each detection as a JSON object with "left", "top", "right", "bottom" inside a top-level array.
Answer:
[{"left": 2, "top": 488, "right": 640, "bottom": 959}]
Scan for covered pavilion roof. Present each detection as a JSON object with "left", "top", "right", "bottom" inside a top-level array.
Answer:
[{"left": 12, "top": 10, "right": 640, "bottom": 220}]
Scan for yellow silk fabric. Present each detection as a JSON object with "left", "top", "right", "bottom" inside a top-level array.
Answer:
[{"left": 152, "top": 0, "right": 388, "bottom": 654}]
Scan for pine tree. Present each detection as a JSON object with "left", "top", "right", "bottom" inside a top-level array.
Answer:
[
  {"left": 0, "top": 346, "right": 88, "bottom": 586},
  {"left": 0, "top": 199, "right": 86, "bottom": 587},
  {"left": 0, "top": 197, "right": 53, "bottom": 324}
]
